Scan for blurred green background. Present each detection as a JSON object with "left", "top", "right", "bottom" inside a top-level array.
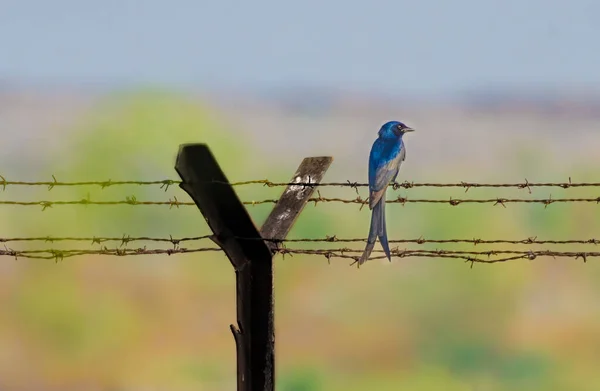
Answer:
[{"left": 1, "top": 91, "right": 600, "bottom": 390}]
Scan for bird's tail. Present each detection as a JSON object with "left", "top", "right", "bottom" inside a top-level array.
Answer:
[
  {"left": 379, "top": 192, "right": 391, "bottom": 261},
  {"left": 358, "top": 192, "right": 390, "bottom": 265}
]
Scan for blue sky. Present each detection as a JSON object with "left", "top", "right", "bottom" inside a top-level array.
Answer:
[{"left": 1, "top": 0, "right": 599, "bottom": 96}]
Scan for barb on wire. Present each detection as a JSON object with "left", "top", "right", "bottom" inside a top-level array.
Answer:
[
  {"left": 1, "top": 235, "right": 599, "bottom": 246},
  {"left": 2, "top": 195, "right": 600, "bottom": 209},
  {"left": 0, "top": 176, "right": 598, "bottom": 191},
  {"left": 0, "top": 246, "right": 597, "bottom": 264}
]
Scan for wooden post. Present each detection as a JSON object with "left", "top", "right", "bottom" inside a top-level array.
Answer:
[{"left": 175, "top": 144, "right": 332, "bottom": 391}]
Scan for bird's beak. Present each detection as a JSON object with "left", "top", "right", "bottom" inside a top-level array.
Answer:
[{"left": 403, "top": 127, "right": 415, "bottom": 133}]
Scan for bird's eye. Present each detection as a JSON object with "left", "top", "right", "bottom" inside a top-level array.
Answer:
[{"left": 392, "top": 124, "right": 403, "bottom": 136}]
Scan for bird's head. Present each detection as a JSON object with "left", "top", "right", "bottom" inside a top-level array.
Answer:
[{"left": 378, "top": 120, "right": 415, "bottom": 139}]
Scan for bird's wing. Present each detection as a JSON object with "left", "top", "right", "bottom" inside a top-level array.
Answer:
[
  {"left": 392, "top": 147, "right": 406, "bottom": 183},
  {"left": 368, "top": 143, "right": 405, "bottom": 209}
]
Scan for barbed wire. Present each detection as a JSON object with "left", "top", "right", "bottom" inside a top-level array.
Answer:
[
  {"left": 2, "top": 177, "right": 597, "bottom": 264},
  {"left": 1, "top": 194, "right": 600, "bottom": 210},
  {"left": 1, "top": 235, "right": 600, "bottom": 246},
  {"left": 0, "top": 176, "right": 599, "bottom": 192},
  {"left": 0, "top": 246, "right": 596, "bottom": 264}
]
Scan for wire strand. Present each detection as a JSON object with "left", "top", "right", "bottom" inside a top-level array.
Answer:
[
  {"left": 0, "top": 246, "right": 595, "bottom": 264},
  {"left": 0, "top": 177, "right": 595, "bottom": 191},
  {"left": 1, "top": 235, "right": 599, "bottom": 246},
  {"left": 1, "top": 196, "right": 599, "bottom": 209}
]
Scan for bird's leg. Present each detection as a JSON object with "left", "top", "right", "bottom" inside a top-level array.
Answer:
[{"left": 391, "top": 169, "right": 400, "bottom": 185}]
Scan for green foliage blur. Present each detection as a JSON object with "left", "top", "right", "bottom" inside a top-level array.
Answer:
[{"left": 2, "top": 90, "right": 600, "bottom": 390}]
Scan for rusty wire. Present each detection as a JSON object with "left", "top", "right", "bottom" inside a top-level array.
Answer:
[
  {"left": 1, "top": 194, "right": 600, "bottom": 210},
  {"left": 0, "top": 246, "right": 597, "bottom": 264},
  {"left": 0, "top": 176, "right": 599, "bottom": 192},
  {"left": 1, "top": 235, "right": 600, "bottom": 246}
]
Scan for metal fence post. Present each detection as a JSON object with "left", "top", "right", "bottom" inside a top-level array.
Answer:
[{"left": 175, "top": 144, "right": 332, "bottom": 391}]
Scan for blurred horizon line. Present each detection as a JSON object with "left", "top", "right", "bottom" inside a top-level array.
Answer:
[
  {"left": 3, "top": 80, "right": 600, "bottom": 119},
  {"left": 2, "top": 79, "right": 600, "bottom": 100}
]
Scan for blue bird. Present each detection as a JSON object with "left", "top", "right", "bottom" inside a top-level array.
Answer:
[{"left": 358, "top": 120, "right": 415, "bottom": 266}]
